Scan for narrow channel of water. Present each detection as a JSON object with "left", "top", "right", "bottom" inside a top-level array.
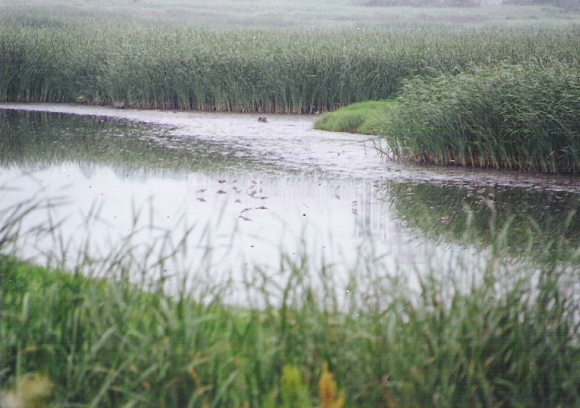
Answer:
[{"left": 2, "top": 105, "right": 580, "bottom": 296}]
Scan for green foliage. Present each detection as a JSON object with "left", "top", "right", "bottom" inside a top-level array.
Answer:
[
  {"left": 379, "top": 60, "right": 580, "bottom": 173},
  {"left": 0, "top": 21, "right": 579, "bottom": 113},
  {"left": 1, "top": 9, "right": 580, "bottom": 405},
  {"left": 2, "top": 221, "right": 580, "bottom": 408},
  {"left": 314, "top": 100, "right": 398, "bottom": 134},
  {"left": 1, "top": 255, "right": 277, "bottom": 408},
  {"left": 281, "top": 365, "right": 311, "bottom": 408}
]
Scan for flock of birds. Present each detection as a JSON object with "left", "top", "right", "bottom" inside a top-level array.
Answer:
[
  {"left": 193, "top": 113, "right": 359, "bottom": 221},
  {"left": 196, "top": 179, "right": 360, "bottom": 222},
  {"left": 196, "top": 179, "right": 268, "bottom": 222}
]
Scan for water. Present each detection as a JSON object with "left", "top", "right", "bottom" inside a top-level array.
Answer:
[{"left": 2, "top": 104, "right": 580, "bottom": 295}]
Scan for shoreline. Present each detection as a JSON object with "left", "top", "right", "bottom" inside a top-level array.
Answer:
[{"left": 3, "top": 102, "right": 580, "bottom": 194}]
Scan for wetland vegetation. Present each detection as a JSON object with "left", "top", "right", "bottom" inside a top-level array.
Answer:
[
  {"left": 377, "top": 60, "right": 580, "bottom": 173},
  {"left": 2, "top": 209, "right": 580, "bottom": 408},
  {"left": 2, "top": 106, "right": 580, "bottom": 408},
  {"left": 2, "top": 0, "right": 580, "bottom": 171},
  {"left": 313, "top": 100, "right": 392, "bottom": 135},
  {"left": 2, "top": 1, "right": 580, "bottom": 407},
  {"left": 0, "top": 10, "right": 579, "bottom": 114}
]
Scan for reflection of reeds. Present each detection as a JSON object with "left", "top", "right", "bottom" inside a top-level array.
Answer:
[
  {"left": 0, "top": 110, "right": 264, "bottom": 176},
  {"left": 381, "top": 181, "right": 580, "bottom": 262},
  {"left": 2, "top": 188, "right": 580, "bottom": 408}
]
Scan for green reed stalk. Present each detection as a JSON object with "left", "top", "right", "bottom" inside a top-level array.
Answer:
[
  {"left": 1, "top": 20, "right": 579, "bottom": 112},
  {"left": 379, "top": 60, "right": 580, "bottom": 173}
]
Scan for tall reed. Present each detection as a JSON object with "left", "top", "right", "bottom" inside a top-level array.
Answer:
[
  {"left": 1, "top": 21, "right": 579, "bottom": 112},
  {"left": 379, "top": 59, "right": 580, "bottom": 173}
]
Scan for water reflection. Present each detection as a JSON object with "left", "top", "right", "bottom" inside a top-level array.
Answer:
[
  {"left": 1, "top": 109, "right": 579, "bottom": 291},
  {"left": 379, "top": 181, "right": 580, "bottom": 261},
  {"left": 1, "top": 110, "right": 431, "bottom": 280},
  {"left": 0, "top": 109, "right": 261, "bottom": 175}
]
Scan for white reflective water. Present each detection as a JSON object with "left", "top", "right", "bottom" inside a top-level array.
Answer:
[
  {"left": 2, "top": 163, "right": 446, "bottom": 279},
  {"left": 2, "top": 104, "right": 578, "bottom": 298}
]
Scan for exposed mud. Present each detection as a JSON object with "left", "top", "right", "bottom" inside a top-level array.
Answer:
[
  {"left": 2, "top": 103, "right": 580, "bottom": 193},
  {"left": 1, "top": 103, "right": 579, "bottom": 295}
]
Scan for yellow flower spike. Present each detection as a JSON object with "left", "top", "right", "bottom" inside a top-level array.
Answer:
[
  {"left": 281, "top": 365, "right": 310, "bottom": 408},
  {"left": 333, "top": 391, "right": 345, "bottom": 408},
  {"left": 318, "top": 363, "right": 337, "bottom": 408}
]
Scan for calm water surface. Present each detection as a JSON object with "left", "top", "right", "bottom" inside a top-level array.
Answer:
[{"left": 2, "top": 104, "right": 580, "bottom": 294}]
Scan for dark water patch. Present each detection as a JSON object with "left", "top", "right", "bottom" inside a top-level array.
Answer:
[
  {"left": 0, "top": 109, "right": 270, "bottom": 176},
  {"left": 380, "top": 181, "right": 580, "bottom": 262}
]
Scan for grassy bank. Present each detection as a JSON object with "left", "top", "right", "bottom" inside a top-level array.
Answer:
[
  {"left": 2, "top": 230, "right": 580, "bottom": 407},
  {"left": 377, "top": 60, "right": 580, "bottom": 173},
  {"left": 0, "top": 20, "right": 579, "bottom": 112},
  {"left": 313, "top": 100, "right": 396, "bottom": 134},
  {"left": 318, "top": 59, "right": 580, "bottom": 173}
]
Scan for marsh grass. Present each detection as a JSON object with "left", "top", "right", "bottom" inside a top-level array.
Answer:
[
  {"left": 313, "top": 100, "right": 398, "bottom": 134},
  {"left": 0, "top": 21, "right": 579, "bottom": 113},
  {"left": 378, "top": 60, "right": 580, "bottom": 173},
  {"left": 1, "top": 186, "right": 580, "bottom": 407}
]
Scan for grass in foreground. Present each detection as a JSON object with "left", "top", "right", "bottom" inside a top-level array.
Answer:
[
  {"left": 1, "top": 156, "right": 579, "bottom": 407},
  {"left": 313, "top": 100, "right": 398, "bottom": 135},
  {"left": 2, "top": 224, "right": 580, "bottom": 408}
]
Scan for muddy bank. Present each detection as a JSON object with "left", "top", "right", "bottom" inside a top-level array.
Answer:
[{"left": 2, "top": 103, "right": 580, "bottom": 193}]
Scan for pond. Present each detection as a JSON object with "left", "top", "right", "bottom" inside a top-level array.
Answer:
[{"left": 2, "top": 103, "right": 580, "bottom": 297}]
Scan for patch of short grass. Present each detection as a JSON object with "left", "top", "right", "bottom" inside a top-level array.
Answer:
[{"left": 314, "top": 100, "right": 399, "bottom": 135}]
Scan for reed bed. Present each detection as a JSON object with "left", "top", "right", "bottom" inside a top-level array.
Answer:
[
  {"left": 0, "top": 20, "right": 579, "bottom": 113},
  {"left": 2, "top": 190, "right": 580, "bottom": 408},
  {"left": 378, "top": 59, "right": 580, "bottom": 173}
]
